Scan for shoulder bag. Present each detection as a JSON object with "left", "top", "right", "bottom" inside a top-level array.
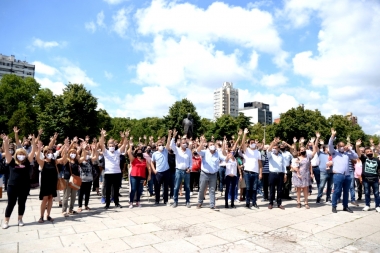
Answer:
[{"left": 68, "top": 162, "right": 82, "bottom": 190}]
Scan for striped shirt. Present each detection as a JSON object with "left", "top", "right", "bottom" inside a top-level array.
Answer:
[{"left": 261, "top": 152, "right": 269, "bottom": 173}]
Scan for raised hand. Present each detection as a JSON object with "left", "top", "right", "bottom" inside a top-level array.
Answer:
[
  {"left": 299, "top": 137, "right": 305, "bottom": 143},
  {"left": 319, "top": 140, "right": 324, "bottom": 145},
  {"left": 356, "top": 139, "right": 362, "bottom": 146},
  {"left": 243, "top": 128, "right": 249, "bottom": 134},
  {"left": 211, "top": 135, "right": 214, "bottom": 140},
  {"left": 232, "top": 135, "right": 235, "bottom": 139},
  {"left": 172, "top": 129, "right": 177, "bottom": 137},
  {"left": 139, "top": 136, "right": 142, "bottom": 141},
  {"left": 143, "top": 135, "right": 147, "bottom": 140},
  {"left": 347, "top": 135, "right": 351, "bottom": 142},
  {"left": 125, "top": 130, "right": 130, "bottom": 137},
  {"left": 38, "top": 128, "right": 44, "bottom": 136},
  {"left": 120, "top": 131, "right": 125, "bottom": 138},
  {"left": 85, "top": 135, "right": 90, "bottom": 142},
  {"left": 310, "top": 137, "right": 316, "bottom": 143},
  {"left": 316, "top": 132, "right": 321, "bottom": 138},
  {"left": 331, "top": 128, "right": 336, "bottom": 136},
  {"left": 13, "top": 126, "right": 20, "bottom": 133},
  {"left": 238, "top": 129, "right": 243, "bottom": 135},
  {"left": 130, "top": 136, "right": 133, "bottom": 141},
  {"left": 370, "top": 138, "right": 374, "bottom": 144},
  {"left": 293, "top": 137, "right": 297, "bottom": 143}
]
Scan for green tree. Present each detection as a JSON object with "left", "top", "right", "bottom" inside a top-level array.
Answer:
[
  {"left": 235, "top": 112, "right": 251, "bottom": 130},
  {"left": 164, "top": 98, "right": 201, "bottom": 138},
  {"left": 198, "top": 118, "right": 215, "bottom": 139},
  {"left": 326, "top": 115, "right": 366, "bottom": 144},
  {"left": 209, "top": 115, "right": 237, "bottom": 140}
]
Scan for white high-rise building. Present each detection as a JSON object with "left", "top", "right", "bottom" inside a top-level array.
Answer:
[
  {"left": 0, "top": 54, "right": 35, "bottom": 79},
  {"left": 213, "top": 82, "right": 239, "bottom": 119}
]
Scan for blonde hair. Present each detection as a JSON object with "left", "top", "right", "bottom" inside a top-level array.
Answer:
[
  {"left": 67, "top": 148, "right": 78, "bottom": 162},
  {"left": 14, "top": 148, "right": 28, "bottom": 165}
]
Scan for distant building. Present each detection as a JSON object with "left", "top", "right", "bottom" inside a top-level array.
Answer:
[
  {"left": 239, "top": 101, "right": 272, "bottom": 125},
  {"left": 213, "top": 82, "right": 239, "bottom": 119},
  {"left": 346, "top": 112, "right": 358, "bottom": 124},
  {"left": 274, "top": 118, "right": 281, "bottom": 124},
  {"left": 0, "top": 54, "right": 35, "bottom": 79}
]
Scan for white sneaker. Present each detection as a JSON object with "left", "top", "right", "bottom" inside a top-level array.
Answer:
[
  {"left": 129, "top": 203, "right": 133, "bottom": 209},
  {"left": 2, "top": 222, "right": 9, "bottom": 229},
  {"left": 362, "top": 206, "right": 370, "bottom": 211},
  {"left": 376, "top": 207, "right": 380, "bottom": 213},
  {"left": 136, "top": 202, "right": 142, "bottom": 208},
  {"left": 18, "top": 219, "right": 24, "bottom": 226}
]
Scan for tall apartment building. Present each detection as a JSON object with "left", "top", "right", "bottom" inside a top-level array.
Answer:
[
  {"left": 213, "top": 82, "right": 239, "bottom": 119},
  {"left": 239, "top": 101, "right": 272, "bottom": 125},
  {"left": 0, "top": 54, "right": 35, "bottom": 79}
]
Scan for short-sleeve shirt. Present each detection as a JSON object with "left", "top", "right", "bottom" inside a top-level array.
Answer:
[
  {"left": 131, "top": 158, "right": 147, "bottom": 178},
  {"left": 7, "top": 158, "right": 31, "bottom": 187},
  {"left": 359, "top": 155, "right": 380, "bottom": 179},
  {"left": 103, "top": 149, "right": 121, "bottom": 174},
  {"left": 243, "top": 148, "right": 261, "bottom": 173},
  {"left": 152, "top": 148, "right": 169, "bottom": 173}
]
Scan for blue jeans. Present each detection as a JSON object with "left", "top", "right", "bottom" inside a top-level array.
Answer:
[
  {"left": 174, "top": 169, "right": 190, "bottom": 203},
  {"left": 228, "top": 176, "right": 239, "bottom": 200},
  {"left": 313, "top": 167, "right": 321, "bottom": 190},
  {"left": 317, "top": 171, "right": 333, "bottom": 201},
  {"left": 332, "top": 174, "right": 351, "bottom": 208},
  {"left": 148, "top": 173, "right": 156, "bottom": 195},
  {"left": 130, "top": 176, "right": 144, "bottom": 203},
  {"left": 169, "top": 172, "right": 175, "bottom": 198},
  {"left": 244, "top": 172, "right": 258, "bottom": 206},
  {"left": 218, "top": 166, "right": 226, "bottom": 192},
  {"left": 363, "top": 179, "right": 380, "bottom": 207},
  {"left": 349, "top": 171, "right": 356, "bottom": 201},
  {"left": 225, "top": 176, "right": 237, "bottom": 205}
]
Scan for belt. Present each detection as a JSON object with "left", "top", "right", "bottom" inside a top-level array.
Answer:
[
  {"left": 220, "top": 166, "right": 226, "bottom": 168},
  {"left": 201, "top": 170, "right": 217, "bottom": 175},
  {"left": 269, "top": 171, "right": 284, "bottom": 174},
  {"left": 244, "top": 171, "right": 258, "bottom": 174},
  {"left": 176, "top": 168, "right": 187, "bottom": 171},
  {"left": 312, "top": 166, "right": 319, "bottom": 168},
  {"left": 333, "top": 171, "right": 348, "bottom": 175}
]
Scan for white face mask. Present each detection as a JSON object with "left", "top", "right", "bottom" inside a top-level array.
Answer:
[
  {"left": 109, "top": 147, "right": 115, "bottom": 152},
  {"left": 339, "top": 147, "right": 345, "bottom": 152},
  {"left": 46, "top": 153, "right": 54, "bottom": 159},
  {"left": 158, "top": 146, "right": 164, "bottom": 151},
  {"left": 17, "top": 155, "right": 26, "bottom": 161},
  {"left": 209, "top": 145, "right": 216, "bottom": 151},
  {"left": 272, "top": 149, "right": 278, "bottom": 154},
  {"left": 70, "top": 153, "right": 76, "bottom": 159},
  {"left": 9, "top": 149, "right": 14, "bottom": 155},
  {"left": 86, "top": 155, "right": 90, "bottom": 160},
  {"left": 250, "top": 144, "right": 256, "bottom": 149},
  {"left": 182, "top": 144, "right": 187, "bottom": 149}
]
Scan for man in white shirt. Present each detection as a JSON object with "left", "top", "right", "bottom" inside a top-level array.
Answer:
[
  {"left": 280, "top": 144, "right": 293, "bottom": 200},
  {"left": 307, "top": 140, "right": 321, "bottom": 194},
  {"left": 241, "top": 128, "right": 262, "bottom": 209},
  {"left": 170, "top": 130, "right": 193, "bottom": 208},
  {"left": 267, "top": 138, "right": 287, "bottom": 210},
  {"left": 99, "top": 129, "right": 128, "bottom": 209}
]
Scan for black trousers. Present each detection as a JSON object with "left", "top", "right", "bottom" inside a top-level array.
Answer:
[
  {"left": 190, "top": 172, "right": 200, "bottom": 192},
  {"left": 262, "top": 173, "right": 269, "bottom": 200},
  {"left": 5, "top": 185, "right": 29, "bottom": 217},
  {"left": 78, "top": 181, "right": 92, "bottom": 207},
  {"left": 355, "top": 178, "right": 363, "bottom": 200},
  {"left": 269, "top": 172, "right": 284, "bottom": 206},
  {"left": 225, "top": 176, "right": 237, "bottom": 206},
  {"left": 155, "top": 169, "right": 170, "bottom": 203},
  {"left": 105, "top": 173, "right": 121, "bottom": 206},
  {"left": 282, "top": 168, "right": 292, "bottom": 198},
  {"left": 92, "top": 165, "right": 100, "bottom": 191}
]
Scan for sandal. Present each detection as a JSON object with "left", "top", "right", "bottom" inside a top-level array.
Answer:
[
  {"left": 68, "top": 210, "right": 77, "bottom": 215},
  {"left": 77, "top": 208, "right": 82, "bottom": 213},
  {"left": 62, "top": 212, "right": 69, "bottom": 217},
  {"left": 297, "top": 202, "right": 301, "bottom": 208},
  {"left": 38, "top": 217, "right": 44, "bottom": 223},
  {"left": 85, "top": 206, "right": 91, "bottom": 211},
  {"left": 47, "top": 216, "right": 54, "bottom": 222},
  {"left": 305, "top": 203, "right": 310, "bottom": 209}
]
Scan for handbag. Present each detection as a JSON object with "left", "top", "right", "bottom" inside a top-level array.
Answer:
[
  {"left": 68, "top": 162, "right": 82, "bottom": 190},
  {"left": 55, "top": 162, "right": 67, "bottom": 191}
]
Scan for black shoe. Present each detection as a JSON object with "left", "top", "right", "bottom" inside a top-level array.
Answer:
[
  {"left": 343, "top": 207, "right": 353, "bottom": 213},
  {"left": 332, "top": 207, "right": 337, "bottom": 213},
  {"left": 316, "top": 200, "right": 321, "bottom": 204},
  {"left": 253, "top": 203, "right": 259, "bottom": 209},
  {"left": 154, "top": 202, "right": 159, "bottom": 206},
  {"left": 245, "top": 204, "right": 252, "bottom": 209},
  {"left": 118, "top": 193, "right": 122, "bottom": 197},
  {"left": 230, "top": 205, "right": 236, "bottom": 209},
  {"left": 104, "top": 205, "right": 110, "bottom": 210},
  {"left": 225, "top": 204, "right": 229, "bottom": 208},
  {"left": 115, "top": 204, "right": 123, "bottom": 208}
]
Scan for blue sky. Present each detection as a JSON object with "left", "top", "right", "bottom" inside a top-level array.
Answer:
[{"left": 1, "top": 0, "right": 379, "bottom": 134}]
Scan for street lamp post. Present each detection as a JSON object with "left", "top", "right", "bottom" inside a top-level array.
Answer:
[{"left": 263, "top": 109, "right": 266, "bottom": 144}]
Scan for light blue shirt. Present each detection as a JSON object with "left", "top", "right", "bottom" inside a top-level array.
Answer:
[
  {"left": 328, "top": 138, "right": 358, "bottom": 175},
  {"left": 267, "top": 151, "right": 286, "bottom": 173},
  {"left": 199, "top": 149, "right": 226, "bottom": 174},
  {"left": 318, "top": 151, "right": 329, "bottom": 173},
  {"left": 281, "top": 151, "right": 293, "bottom": 167},
  {"left": 152, "top": 148, "right": 169, "bottom": 173}
]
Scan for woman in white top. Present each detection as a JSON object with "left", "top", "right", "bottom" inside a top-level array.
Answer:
[{"left": 225, "top": 151, "right": 238, "bottom": 208}]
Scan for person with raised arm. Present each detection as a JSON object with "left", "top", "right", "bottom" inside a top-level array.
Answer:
[
  {"left": 196, "top": 135, "right": 226, "bottom": 211},
  {"left": 99, "top": 129, "right": 128, "bottom": 209},
  {"left": 170, "top": 129, "right": 193, "bottom": 208},
  {"left": 35, "top": 140, "right": 68, "bottom": 223},
  {"left": 151, "top": 130, "right": 172, "bottom": 206},
  {"left": 240, "top": 128, "right": 262, "bottom": 209},
  {"left": 329, "top": 129, "right": 358, "bottom": 213},
  {"left": 1, "top": 134, "right": 36, "bottom": 229}
]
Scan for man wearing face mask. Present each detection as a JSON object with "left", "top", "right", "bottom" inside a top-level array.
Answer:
[
  {"left": 151, "top": 130, "right": 172, "bottom": 206},
  {"left": 241, "top": 128, "right": 262, "bottom": 209},
  {"left": 99, "top": 129, "right": 128, "bottom": 209},
  {"left": 267, "top": 138, "right": 287, "bottom": 210},
  {"left": 196, "top": 136, "right": 226, "bottom": 210},
  {"left": 329, "top": 129, "right": 358, "bottom": 213},
  {"left": 356, "top": 140, "right": 380, "bottom": 212},
  {"left": 280, "top": 143, "right": 293, "bottom": 200},
  {"left": 170, "top": 129, "right": 192, "bottom": 208}
]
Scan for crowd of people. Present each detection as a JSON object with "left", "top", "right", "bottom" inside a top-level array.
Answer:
[{"left": 0, "top": 126, "right": 379, "bottom": 229}]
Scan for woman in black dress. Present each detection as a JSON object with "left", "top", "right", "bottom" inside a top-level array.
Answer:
[
  {"left": 35, "top": 144, "right": 67, "bottom": 223},
  {"left": 1, "top": 134, "right": 35, "bottom": 229}
]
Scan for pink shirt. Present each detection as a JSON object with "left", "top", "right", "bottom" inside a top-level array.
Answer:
[{"left": 354, "top": 160, "right": 362, "bottom": 178}]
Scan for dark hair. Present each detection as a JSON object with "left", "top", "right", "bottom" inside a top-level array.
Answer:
[{"left": 364, "top": 147, "right": 372, "bottom": 152}]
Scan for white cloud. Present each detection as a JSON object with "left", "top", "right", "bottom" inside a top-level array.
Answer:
[
  {"left": 112, "top": 8, "right": 129, "bottom": 38},
  {"left": 135, "top": 0, "right": 288, "bottom": 67},
  {"left": 104, "top": 71, "right": 113, "bottom": 79},
  {"left": 260, "top": 72, "right": 288, "bottom": 87},
  {"left": 103, "top": 0, "right": 128, "bottom": 4},
  {"left": 32, "top": 61, "right": 59, "bottom": 76},
  {"left": 85, "top": 21, "right": 96, "bottom": 33},
  {"left": 61, "top": 65, "right": 97, "bottom": 87},
  {"left": 97, "top": 11, "right": 105, "bottom": 27},
  {"left": 35, "top": 77, "right": 66, "bottom": 95},
  {"left": 32, "top": 38, "right": 61, "bottom": 49}
]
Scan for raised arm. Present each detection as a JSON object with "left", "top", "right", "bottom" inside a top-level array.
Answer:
[
  {"left": 35, "top": 142, "right": 44, "bottom": 168},
  {"left": 78, "top": 142, "right": 87, "bottom": 163},
  {"left": 356, "top": 139, "right": 362, "bottom": 157},
  {"left": 48, "top": 132, "right": 58, "bottom": 149},
  {"left": 119, "top": 130, "right": 129, "bottom": 153},
  {"left": 170, "top": 129, "right": 177, "bottom": 152},
  {"left": 127, "top": 137, "right": 135, "bottom": 163},
  {"left": 328, "top": 128, "right": 336, "bottom": 155},
  {"left": 232, "top": 129, "right": 242, "bottom": 151},
  {"left": 311, "top": 132, "right": 320, "bottom": 157},
  {"left": 28, "top": 135, "right": 36, "bottom": 163},
  {"left": 91, "top": 140, "right": 100, "bottom": 163},
  {"left": 1, "top": 135, "right": 13, "bottom": 164},
  {"left": 197, "top": 135, "right": 205, "bottom": 153},
  {"left": 165, "top": 130, "right": 172, "bottom": 150},
  {"left": 241, "top": 128, "right": 249, "bottom": 152},
  {"left": 99, "top": 128, "right": 106, "bottom": 152},
  {"left": 36, "top": 128, "right": 43, "bottom": 144},
  {"left": 13, "top": 126, "right": 21, "bottom": 148}
]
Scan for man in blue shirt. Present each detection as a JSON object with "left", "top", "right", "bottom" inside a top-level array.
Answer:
[
  {"left": 316, "top": 145, "right": 333, "bottom": 204},
  {"left": 328, "top": 129, "right": 359, "bottom": 213},
  {"left": 196, "top": 135, "right": 226, "bottom": 210},
  {"left": 151, "top": 130, "right": 172, "bottom": 206}
]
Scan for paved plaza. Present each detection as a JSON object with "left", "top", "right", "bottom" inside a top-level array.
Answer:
[{"left": 0, "top": 182, "right": 380, "bottom": 253}]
